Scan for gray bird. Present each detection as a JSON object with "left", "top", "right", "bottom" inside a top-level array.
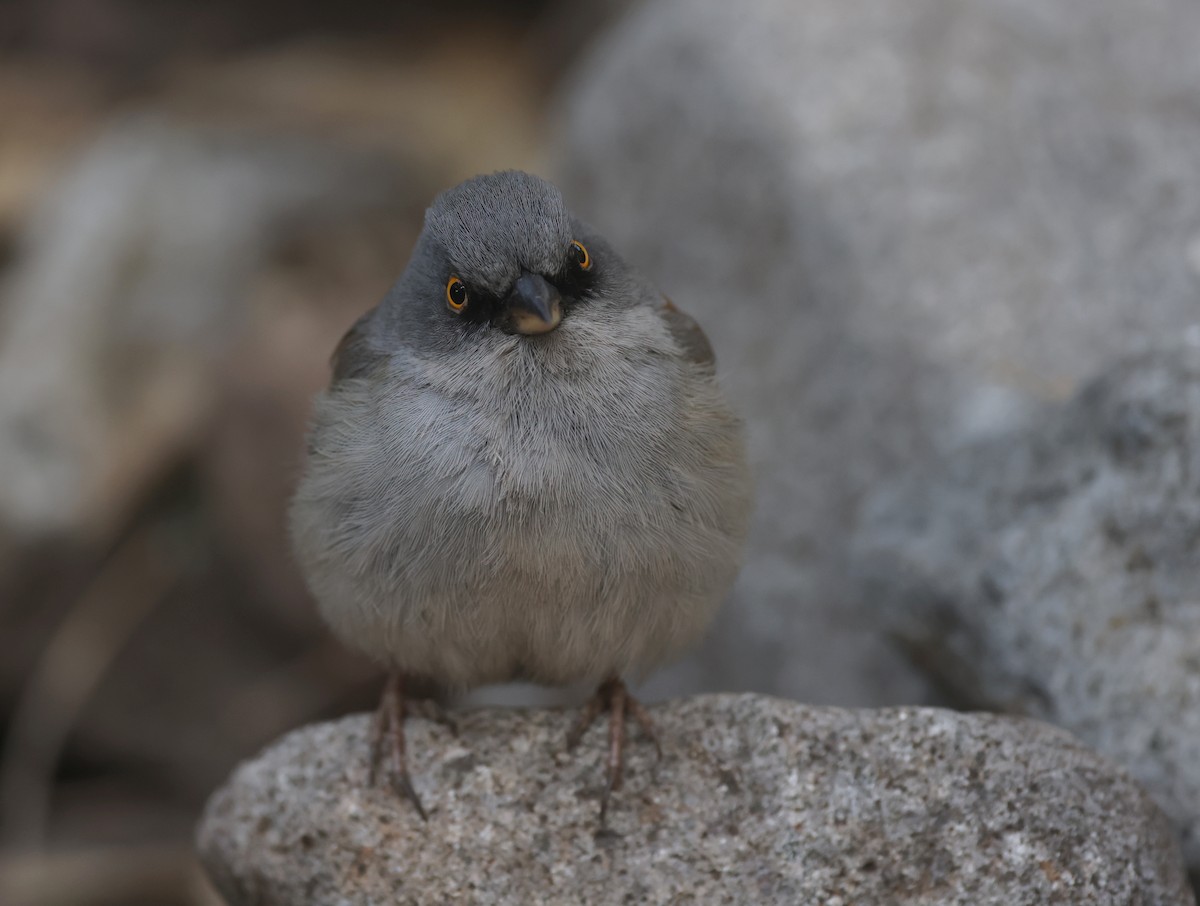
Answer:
[{"left": 289, "top": 170, "right": 751, "bottom": 819}]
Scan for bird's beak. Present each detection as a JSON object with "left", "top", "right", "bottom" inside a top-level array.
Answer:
[{"left": 503, "top": 273, "right": 562, "bottom": 335}]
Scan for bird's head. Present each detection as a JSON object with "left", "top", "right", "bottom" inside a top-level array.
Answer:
[{"left": 387, "top": 171, "right": 619, "bottom": 351}]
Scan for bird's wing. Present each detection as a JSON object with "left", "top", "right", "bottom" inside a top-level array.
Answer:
[
  {"left": 658, "top": 295, "right": 716, "bottom": 371},
  {"left": 330, "top": 307, "right": 388, "bottom": 384}
]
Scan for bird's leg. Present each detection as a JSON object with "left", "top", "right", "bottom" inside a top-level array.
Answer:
[
  {"left": 605, "top": 681, "right": 627, "bottom": 814},
  {"left": 567, "top": 677, "right": 661, "bottom": 822},
  {"left": 366, "top": 683, "right": 389, "bottom": 787},
  {"left": 366, "top": 672, "right": 428, "bottom": 821}
]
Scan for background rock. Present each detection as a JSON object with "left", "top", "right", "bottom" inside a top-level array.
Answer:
[
  {"left": 0, "top": 116, "right": 407, "bottom": 553},
  {"left": 197, "top": 694, "right": 1192, "bottom": 905},
  {"left": 551, "top": 0, "right": 1200, "bottom": 707},
  {"left": 853, "top": 344, "right": 1200, "bottom": 871}
]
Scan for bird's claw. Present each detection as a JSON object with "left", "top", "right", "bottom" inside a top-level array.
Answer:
[
  {"left": 568, "top": 678, "right": 661, "bottom": 825},
  {"left": 367, "top": 672, "right": 429, "bottom": 821}
]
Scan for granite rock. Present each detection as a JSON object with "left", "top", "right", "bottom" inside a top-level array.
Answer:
[
  {"left": 551, "top": 0, "right": 1200, "bottom": 707},
  {"left": 197, "top": 694, "right": 1191, "bottom": 905},
  {"left": 853, "top": 345, "right": 1200, "bottom": 871}
]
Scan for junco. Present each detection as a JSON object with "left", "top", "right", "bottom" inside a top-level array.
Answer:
[{"left": 290, "top": 170, "right": 751, "bottom": 819}]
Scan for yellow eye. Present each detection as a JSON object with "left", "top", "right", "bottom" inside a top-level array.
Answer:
[
  {"left": 569, "top": 240, "right": 592, "bottom": 271},
  {"left": 446, "top": 276, "right": 468, "bottom": 311}
]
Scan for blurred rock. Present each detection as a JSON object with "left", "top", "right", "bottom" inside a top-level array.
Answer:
[
  {"left": 551, "top": 0, "right": 1200, "bottom": 706},
  {"left": 853, "top": 344, "right": 1200, "bottom": 870},
  {"left": 0, "top": 116, "right": 409, "bottom": 558},
  {"left": 196, "top": 695, "right": 1192, "bottom": 905}
]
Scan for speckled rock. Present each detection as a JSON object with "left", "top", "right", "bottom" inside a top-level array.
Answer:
[
  {"left": 550, "top": 0, "right": 1200, "bottom": 708},
  {"left": 196, "top": 694, "right": 1190, "bottom": 904},
  {"left": 853, "top": 345, "right": 1200, "bottom": 874}
]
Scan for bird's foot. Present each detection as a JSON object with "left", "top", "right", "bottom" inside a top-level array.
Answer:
[
  {"left": 567, "top": 677, "right": 662, "bottom": 824},
  {"left": 367, "top": 672, "right": 428, "bottom": 820}
]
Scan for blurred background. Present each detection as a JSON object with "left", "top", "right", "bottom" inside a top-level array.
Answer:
[{"left": 1, "top": 0, "right": 1199, "bottom": 902}]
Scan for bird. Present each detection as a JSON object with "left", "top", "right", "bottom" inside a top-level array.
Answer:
[{"left": 289, "top": 170, "right": 751, "bottom": 821}]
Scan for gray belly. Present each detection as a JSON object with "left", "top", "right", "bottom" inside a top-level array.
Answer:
[{"left": 290, "top": 364, "right": 750, "bottom": 689}]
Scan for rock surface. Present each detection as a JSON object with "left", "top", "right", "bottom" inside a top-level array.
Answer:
[
  {"left": 551, "top": 0, "right": 1200, "bottom": 707},
  {"left": 196, "top": 695, "right": 1191, "bottom": 905},
  {"left": 853, "top": 344, "right": 1200, "bottom": 872}
]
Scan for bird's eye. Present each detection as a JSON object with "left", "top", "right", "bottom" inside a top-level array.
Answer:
[
  {"left": 569, "top": 240, "right": 592, "bottom": 271},
  {"left": 446, "top": 276, "right": 468, "bottom": 311}
]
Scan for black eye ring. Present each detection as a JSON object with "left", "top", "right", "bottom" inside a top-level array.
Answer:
[
  {"left": 569, "top": 240, "right": 592, "bottom": 271},
  {"left": 446, "top": 276, "right": 468, "bottom": 311}
]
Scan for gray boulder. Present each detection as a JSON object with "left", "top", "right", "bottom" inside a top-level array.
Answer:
[
  {"left": 853, "top": 344, "right": 1200, "bottom": 870},
  {"left": 550, "top": 0, "right": 1200, "bottom": 706},
  {"left": 196, "top": 695, "right": 1191, "bottom": 905}
]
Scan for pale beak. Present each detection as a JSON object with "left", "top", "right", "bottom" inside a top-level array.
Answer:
[{"left": 502, "top": 273, "right": 562, "bottom": 335}]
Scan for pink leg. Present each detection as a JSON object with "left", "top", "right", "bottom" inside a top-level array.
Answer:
[
  {"left": 567, "top": 677, "right": 661, "bottom": 823},
  {"left": 367, "top": 672, "right": 427, "bottom": 820}
]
